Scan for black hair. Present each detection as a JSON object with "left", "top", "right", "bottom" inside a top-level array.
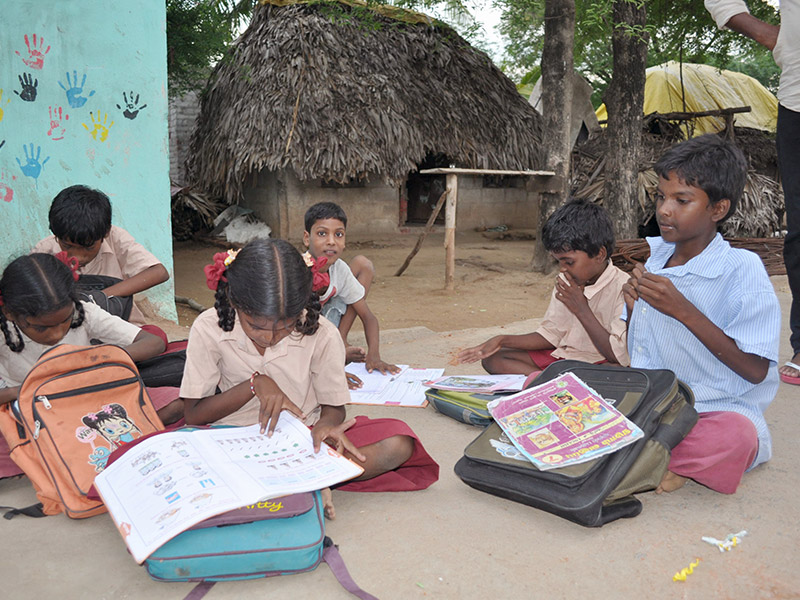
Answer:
[
  {"left": 81, "top": 403, "right": 141, "bottom": 447},
  {"left": 541, "top": 198, "right": 615, "bottom": 259},
  {"left": 304, "top": 202, "right": 348, "bottom": 233},
  {"left": 0, "top": 253, "right": 86, "bottom": 353},
  {"left": 214, "top": 239, "right": 321, "bottom": 338},
  {"left": 49, "top": 185, "right": 113, "bottom": 246},
  {"left": 653, "top": 134, "right": 748, "bottom": 223}
]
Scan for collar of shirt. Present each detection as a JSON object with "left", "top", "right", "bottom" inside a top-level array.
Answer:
[
  {"left": 645, "top": 233, "right": 727, "bottom": 279},
  {"left": 583, "top": 261, "right": 619, "bottom": 300},
  {"left": 80, "top": 235, "right": 116, "bottom": 273},
  {"left": 219, "top": 314, "right": 306, "bottom": 363}
]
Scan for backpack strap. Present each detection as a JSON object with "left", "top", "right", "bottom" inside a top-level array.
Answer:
[
  {"left": 1, "top": 502, "right": 47, "bottom": 519},
  {"left": 322, "top": 537, "right": 380, "bottom": 600},
  {"left": 179, "top": 537, "right": 379, "bottom": 600}
]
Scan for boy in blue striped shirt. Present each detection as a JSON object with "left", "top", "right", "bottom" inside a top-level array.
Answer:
[{"left": 623, "top": 134, "right": 781, "bottom": 495}]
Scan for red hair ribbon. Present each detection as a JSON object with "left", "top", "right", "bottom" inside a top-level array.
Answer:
[
  {"left": 0, "top": 292, "right": 4, "bottom": 307},
  {"left": 54, "top": 251, "right": 80, "bottom": 281},
  {"left": 303, "top": 252, "right": 330, "bottom": 292},
  {"left": 204, "top": 249, "right": 239, "bottom": 291}
]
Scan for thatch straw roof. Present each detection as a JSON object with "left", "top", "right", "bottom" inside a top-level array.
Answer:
[{"left": 188, "top": 0, "right": 544, "bottom": 202}]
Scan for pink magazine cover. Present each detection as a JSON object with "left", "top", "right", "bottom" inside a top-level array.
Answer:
[{"left": 487, "top": 372, "right": 643, "bottom": 470}]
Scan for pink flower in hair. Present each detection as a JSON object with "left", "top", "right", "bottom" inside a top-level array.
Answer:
[
  {"left": 54, "top": 251, "right": 80, "bottom": 281},
  {"left": 204, "top": 250, "right": 239, "bottom": 291}
]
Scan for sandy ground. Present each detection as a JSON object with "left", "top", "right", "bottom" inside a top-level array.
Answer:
[{"left": 2, "top": 230, "right": 798, "bottom": 600}]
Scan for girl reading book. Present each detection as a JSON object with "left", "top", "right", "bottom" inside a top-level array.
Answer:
[{"left": 180, "top": 239, "right": 438, "bottom": 517}]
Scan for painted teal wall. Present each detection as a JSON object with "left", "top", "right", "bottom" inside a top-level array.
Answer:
[{"left": 0, "top": 0, "right": 176, "bottom": 320}]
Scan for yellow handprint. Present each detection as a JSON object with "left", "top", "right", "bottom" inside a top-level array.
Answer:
[
  {"left": 0, "top": 89, "right": 9, "bottom": 122},
  {"left": 82, "top": 110, "right": 114, "bottom": 142}
]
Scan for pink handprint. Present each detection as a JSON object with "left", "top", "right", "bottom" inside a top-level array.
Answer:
[
  {"left": 15, "top": 34, "right": 50, "bottom": 70},
  {"left": 47, "top": 106, "right": 69, "bottom": 141},
  {"left": 0, "top": 170, "right": 16, "bottom": 203}
]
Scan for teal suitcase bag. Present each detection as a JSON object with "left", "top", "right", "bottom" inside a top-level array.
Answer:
[{"left": 144, "top": 491, "right": 378, "bottom": 598}]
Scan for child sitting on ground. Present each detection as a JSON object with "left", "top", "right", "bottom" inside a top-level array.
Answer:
[
  {"left": 180, "top": 239, "right": 439, "bottom": 518},
  {"left": 623, "top": 134, "right": 780, "bottom": 495},
  {"left": 458, "top": 199, "right": 630, "bottom": 374},
  {"left": 302, "top": 202, "right": 398, "bottom": 378},
  {"left": 33, "top": 185, "right": 170, "bottom": 340},
  {"left": 0, "top": 254, "right": 182, "bottom": 478}
]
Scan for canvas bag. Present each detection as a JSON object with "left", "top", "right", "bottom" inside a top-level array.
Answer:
[
  {"left": 145, "top": 490, "right": 379, "bottom": 600},
  {"left": 454, "top": 360, "right": 698, "bottom": 527},
  {"left": 0, "top": 344, "right": 164, "bottom": 518},
  {"left": 425, "top": 388, "right": 501, "bottom": 427}
]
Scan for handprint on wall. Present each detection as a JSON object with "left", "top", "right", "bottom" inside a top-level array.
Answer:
[
  {"left": 82, "top": 111, "right": 114, "bottom": 142},
  {"left": 16, "top": 143, "right": 50, "bottom": 182},
  {"left": 58, "top": 71, "right": 95, "bottom": 109},
  {"left": 0, "top": 89, "right": 9, "bottom": 122},
  {"left": 116, "top": 91, "right": 147, "bottom": 120},
  {"left": 15, "top": 34, "right": 51, "bottom": 70},
  {"left": 14, "top": 73, "right": 38, "bottom": 102},
  {"left": 47, "top": 106, "right": 70, "bottom": 141},
  {"left": 0, "top": 171, "right": 16, "bottom": 203}
]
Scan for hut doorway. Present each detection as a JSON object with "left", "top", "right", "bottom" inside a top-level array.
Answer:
[{"left": 405, "top": 153, "right": 450, "bottom": 225}]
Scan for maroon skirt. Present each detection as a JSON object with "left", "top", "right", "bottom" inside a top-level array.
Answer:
[{"left": 335, "top": 415, "right": 439, "bottom": 493}]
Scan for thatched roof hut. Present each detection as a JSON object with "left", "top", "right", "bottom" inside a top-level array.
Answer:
[{"left": 188, "top": 0, "right": 545, "bottom": 236}]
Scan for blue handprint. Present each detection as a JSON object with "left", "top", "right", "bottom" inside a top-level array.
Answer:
[
  {"left": 58, "top": 70, "right": 95, "bottom": 109},
  {"left": 16, "top": 143, "right": 50, "bottom": 182}
]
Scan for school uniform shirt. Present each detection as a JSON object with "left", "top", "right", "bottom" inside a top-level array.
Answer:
[
  {"left": 33, "top": 225, "right": 163, "bottom": 325},
  {"left": 180, "top": 309, "right": 350, "bottom": 427},
  {"left": 627, "top": 234, "right": 781, "bottom": 468},
  {"left": 319, "top": 259, "right": 365, "bottom": 306},
  {"left": 535, "top": 262, "right": 630, "bottom": 366},
  {"left": 0, "top": 302, "right": 141, "bottom": 387}
]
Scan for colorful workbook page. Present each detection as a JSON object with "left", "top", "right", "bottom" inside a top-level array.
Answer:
[
  {"left": 487, "top": 372, "right": 644, "bottom": 471},
  {"left": 423, "top": 374, "right": 527, "bottom": 393},
  {"left": 349, "top": 367, "right": 445, "bottom": 406},
  {"left": 94, "top": 413, "right": 363, "bottom": 564},
  {"left": 345, "top": 363, "right": 410, "bottom": 394}
]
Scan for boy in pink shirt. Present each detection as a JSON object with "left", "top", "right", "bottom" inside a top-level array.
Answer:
[{"left": 33, "top": 185, "right": 169, "bottom": 329}]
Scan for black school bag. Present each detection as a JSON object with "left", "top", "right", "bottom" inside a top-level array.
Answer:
[{"left": 454, "top": 360, "right": 698, "bottom": 527}]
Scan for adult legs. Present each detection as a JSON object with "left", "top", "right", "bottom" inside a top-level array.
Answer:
[{"left": 777, "top": 104, "right": 800, "bottom": 378}]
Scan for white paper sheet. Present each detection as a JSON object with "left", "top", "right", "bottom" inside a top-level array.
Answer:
[{"left": 349, "top": 367, "right": 445, "bottom": 406}]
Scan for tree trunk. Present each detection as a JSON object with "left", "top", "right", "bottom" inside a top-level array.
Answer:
[
  {"left": 531, "top": 0, "right": 575, "bottom": 273},
  {"left": 603, "top": 0, "right": 648, "bottom": 239}
]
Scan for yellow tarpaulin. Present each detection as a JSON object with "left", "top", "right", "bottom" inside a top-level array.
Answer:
[{"left": 596, "top": 61, "right": 778, "bottom": 135}]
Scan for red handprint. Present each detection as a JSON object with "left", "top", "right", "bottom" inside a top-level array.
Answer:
[
  {"left": 16, "top": 34, "right": 50, "bottom": 70},
  {"left": 0, "top": 171, "right": 16, "bottom": 203},
  {"left": 47, "top": 106, "right": 69, "bottom": 141}
]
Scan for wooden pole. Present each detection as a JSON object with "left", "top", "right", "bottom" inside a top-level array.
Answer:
[
  {"left": 394, "top": 190, "right": 448, "bottom": 277},
  {"left": 444, "top": 173, "right": 458, "bottom": 291}
]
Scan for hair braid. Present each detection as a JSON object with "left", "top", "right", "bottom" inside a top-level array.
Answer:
[
  {"left": 214, "top": 279, "right": 236, "bottom": 332},
  {"left": 296, "top": 291, "right": 321, "bottom": 336},
  {"left": 0, "top": 312, "right": 23, "bottom": 353}
]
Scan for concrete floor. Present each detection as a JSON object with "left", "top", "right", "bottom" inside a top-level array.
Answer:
[{"left": 2, "top": 291, "right": 799, "bottom": 600}]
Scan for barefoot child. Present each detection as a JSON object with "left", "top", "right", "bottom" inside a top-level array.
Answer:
[
  {"left": 302, "top": 202, "right": 398, "bottom": 380},
  {"left": 458, "top": 199, "right": 630, "bottom": 374},
  {"left": 33, "top": 185, "right": 170, "bottom": 343},
  {"left": 180, "top": 239, "right": 438, "bottom": 517},
  {"left": 0, "top": 253, "right": 179, "bottom": 477},
  {"left": 623, "top": 134, "right": 781, "bottom": 494}
]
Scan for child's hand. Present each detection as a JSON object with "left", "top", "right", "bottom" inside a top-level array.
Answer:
[
  {"left": 622, "top": 263, "right": 645, "bottom": 314},
  {"left": 457, "top": 336, "right": 501, "bottom": 364},
  {"left": 345, "top": 345, "right": 366, "bottom": 364},
  {"left": 636, "top": 273, "right": 690, "bottom": 319},
  {"left": 365, "top": 356, "right": 401, "bottom": 375},
  {"left": 346, "top": 371, "right": 363, "bottom": 390},
  {"left": 312, "top": 418, "right": 367, "bottom": 462},
  {"left": 554, "top": 271, "right": 589, "bottom": 315},
  {"left": 252, "top": 374, "right": 305, "bottom": 436}
]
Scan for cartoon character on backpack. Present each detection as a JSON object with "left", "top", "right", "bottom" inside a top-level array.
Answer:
[{"left": 79, "top": 403, "right": 144, "bottom": 471}]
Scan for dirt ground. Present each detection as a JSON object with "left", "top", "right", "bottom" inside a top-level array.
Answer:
[{"left": 171, "top": 230, "right": 557, "bottom": 337}]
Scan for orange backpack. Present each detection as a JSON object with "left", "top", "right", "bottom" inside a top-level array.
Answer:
[{"left": 0, "top": 344, "right": 164, "bottom": 518}]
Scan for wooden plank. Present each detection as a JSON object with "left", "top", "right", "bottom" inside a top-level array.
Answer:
[
  {"left": 394, "top": 189, "right": 448, "bottom": 277},
  {"left": 444, "top": 173, "right": 458, "bottom": 291},
  {"left": 419, "top": 168, "right": 555, "bottom": 176}
]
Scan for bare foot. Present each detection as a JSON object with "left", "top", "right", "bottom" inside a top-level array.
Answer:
[
  {"left": 778, "top": 352, "right": 800, "bottom": 379},
  {"left": 345, "top": 345, "right": 366, "bottom": 363},
  {"left": 655, "top": 470, "right": 688, "bottom": 494},
  {"left": 321, "top": 487, "right": 335, "bottom": 520}
]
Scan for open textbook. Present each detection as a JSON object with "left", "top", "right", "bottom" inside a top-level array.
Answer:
[
  {"left": 348, "top": 363, "right": 444, "bottom": 406},
  {"left": 487, "top": 372, "right": 644, "bottom": 471},
  {"left": 94, "top": 413, "right": 363, "bottom": 563}
]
